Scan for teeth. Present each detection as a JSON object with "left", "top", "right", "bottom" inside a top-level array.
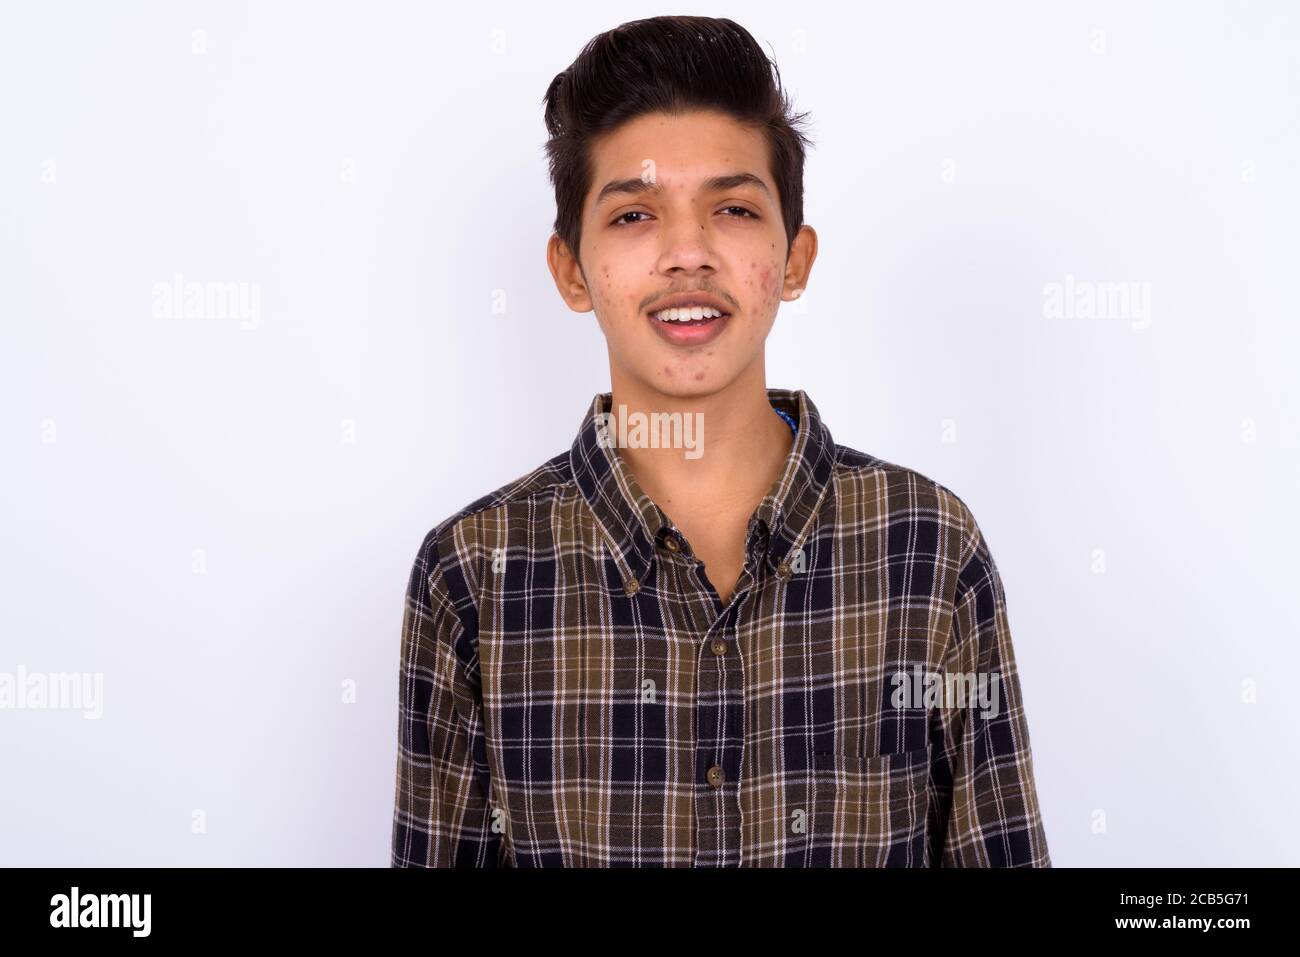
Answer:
[{"left": 652, "top": 306, "right": 725, "bottom": 322}]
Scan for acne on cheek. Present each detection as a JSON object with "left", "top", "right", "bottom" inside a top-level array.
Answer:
[
  {"left": 750, "top": 263, "right": 784, "bottom": 311},
  {"left": 765, "top": 265, "right": 784, "bottom": 304}
]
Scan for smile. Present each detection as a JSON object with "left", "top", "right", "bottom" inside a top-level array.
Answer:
[{"left": 645, "top": 307, "right": 731, "bottom": 346}]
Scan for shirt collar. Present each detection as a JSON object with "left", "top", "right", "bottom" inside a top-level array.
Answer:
[{"left": 568, "top": 388, "right": 837, "bottom": 590}]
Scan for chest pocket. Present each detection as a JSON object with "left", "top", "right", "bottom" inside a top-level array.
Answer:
[{"left": 809, "top": 745, "right": 931, "bottom": 867}]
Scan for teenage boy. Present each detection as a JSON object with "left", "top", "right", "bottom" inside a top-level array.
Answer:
[{"left": 392, "top": 15, "right": 1050, "bottom": 868}]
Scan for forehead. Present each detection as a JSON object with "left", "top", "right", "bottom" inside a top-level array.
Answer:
[{"left": 586, "top": 110, "right": 773, "bottom": 207}]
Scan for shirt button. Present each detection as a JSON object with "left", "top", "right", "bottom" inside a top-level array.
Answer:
[
  {"left": 711, "top": 639, "right": 727, "bottom": 655},
  {"left": 624, "top": 577, "right": 640, "bottom": 596},
  {"left": 706, "top": 765, "right": 725, "bottom": 787},
  {"left": 663, "top": 534, "right": 680, "bottom": 553},
  {"left": 775, "top": 561, "right": 792, "bottom": 579}
]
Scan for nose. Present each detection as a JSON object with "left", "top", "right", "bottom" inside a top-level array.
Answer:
[{"left": 655, "top": 212, "right": 719, "bottom": 276}]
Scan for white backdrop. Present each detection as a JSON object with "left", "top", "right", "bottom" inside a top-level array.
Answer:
[{"left": 2, "top": 1, "right": 1297, "bottom": 866}]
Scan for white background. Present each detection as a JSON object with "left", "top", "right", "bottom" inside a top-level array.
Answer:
[{"left": 2, "top": 1, "right": 1297, "bottom": 866}]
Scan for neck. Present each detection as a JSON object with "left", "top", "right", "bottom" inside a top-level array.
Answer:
[{"left": 606, "top": 361, "right": 794, "bottom": 516}]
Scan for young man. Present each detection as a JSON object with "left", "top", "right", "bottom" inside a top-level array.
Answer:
[{"left": 392, "top": 16, "right": 1050, "bottom": 867}]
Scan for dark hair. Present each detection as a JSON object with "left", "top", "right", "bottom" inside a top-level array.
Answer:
[{"left": 541, "top": 16, "right": 813, "bottom": 269}]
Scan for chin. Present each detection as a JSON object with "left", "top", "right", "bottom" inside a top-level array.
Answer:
[{"left": 644, "top": 368, "right": 734, "bottom": 398}]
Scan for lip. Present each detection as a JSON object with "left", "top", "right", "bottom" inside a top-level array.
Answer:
[
  {"left": 646, "top": 308, "right": 731, "bottom": 346},
  {"left": 645, "top": 291, "right": 733, "bottom": 314}
]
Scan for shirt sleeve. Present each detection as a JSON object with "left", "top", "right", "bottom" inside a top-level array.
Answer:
[
  {"left": 927, "top": 505, "right": 1052, "bottom": 867},
  {"left": 391, "top": 533, "right": 505, "bottom": 867}
]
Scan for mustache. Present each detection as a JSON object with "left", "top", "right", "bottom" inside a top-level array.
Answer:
[{"left": 640, "top": 287, "right": 736, "bottom": 311}]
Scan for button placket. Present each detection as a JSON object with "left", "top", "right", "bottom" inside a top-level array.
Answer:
[{"left": 692, "top": 589, "right": 747, "bottom": 866}]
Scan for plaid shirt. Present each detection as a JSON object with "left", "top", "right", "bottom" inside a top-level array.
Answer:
[{"left": 392, "top": 388, "right": 1051, "bottom": 867}]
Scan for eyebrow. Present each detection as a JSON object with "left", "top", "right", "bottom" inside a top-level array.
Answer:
[{"left": 594, "top": 171, "right": 773, "bottom": 208}]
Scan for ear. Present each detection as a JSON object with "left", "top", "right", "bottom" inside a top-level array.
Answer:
[
  {"left": 781, "top": 225, "right": 818, "bottom": 301},
  {"left": 547, "top": 232, "right": 594, "bottom": 313}
]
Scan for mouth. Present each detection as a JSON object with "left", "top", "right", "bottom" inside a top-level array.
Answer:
[{"left": 646, "top": 306, "right": 732, "bottom": 346}]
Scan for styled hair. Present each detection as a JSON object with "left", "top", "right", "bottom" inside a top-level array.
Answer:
[{"left": 541, "top": 16, "right": 813, "bottom": 269}]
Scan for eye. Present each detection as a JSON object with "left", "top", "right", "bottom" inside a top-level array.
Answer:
[
  {"left": 611, "top": 210, "right": 651, "bottom": 227},
  {"left": 610, "top": 207, "right": 758, "bottom": 227}
]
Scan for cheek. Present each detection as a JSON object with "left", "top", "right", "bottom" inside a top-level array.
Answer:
[
  {"left": 587, "top": 264, "right": 641, "bottom": 331},
  {"left": 751, "top": 263, "right": 784, "bottom": 308},
  {"left": 766, "top": 265, "right": 784, "bottom": 302},
  {"left": 602, "top": 263, "right": 643, "bottom": 317}
]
